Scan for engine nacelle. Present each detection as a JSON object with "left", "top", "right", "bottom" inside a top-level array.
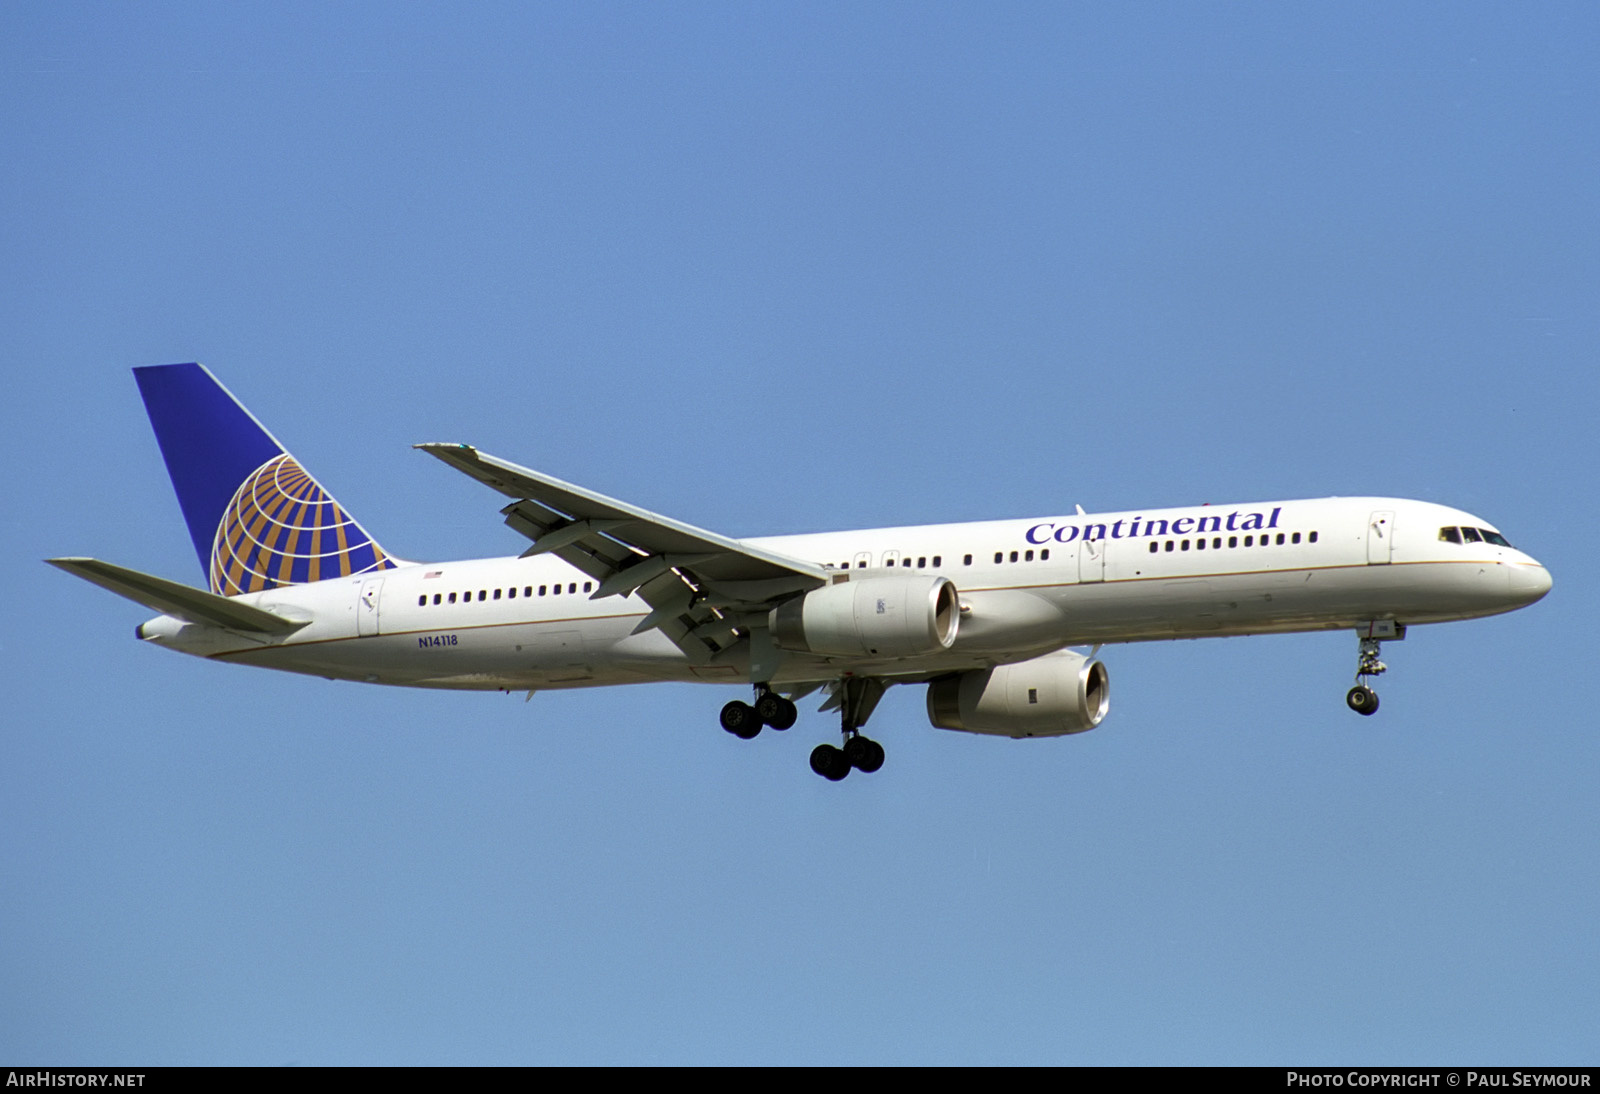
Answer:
[
  {"left": 770, "top": 574, "right": 960, "bottom": 658},
  {"left": 926, "top": 648, "right": 1109, "bottom": 738}
]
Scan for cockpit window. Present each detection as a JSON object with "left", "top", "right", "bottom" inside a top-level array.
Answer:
[{"left": 1440, "top": 525, "right": 1512, "bottom": 547}]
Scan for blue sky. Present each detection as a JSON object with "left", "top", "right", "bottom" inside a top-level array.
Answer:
[{"left": 4, "top": 3, "right": 1596, "bottom": 1064}]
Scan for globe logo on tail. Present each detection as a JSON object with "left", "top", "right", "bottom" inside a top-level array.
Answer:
[{"left": 210, "top": 454, "right": 392, "bottom": 595}]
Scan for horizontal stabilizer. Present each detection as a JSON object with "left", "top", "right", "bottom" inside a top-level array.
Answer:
[{"left": 46, "top": 557, "right": 309, "bottom": 634}]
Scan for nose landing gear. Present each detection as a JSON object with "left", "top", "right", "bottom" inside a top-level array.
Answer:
[{"left": 1346, "top": 624, "right": 1402, "bottom": 716}]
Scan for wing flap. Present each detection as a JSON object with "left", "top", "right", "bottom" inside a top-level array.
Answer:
[
  {"left": 417, "top": 443, "right": 831, "bottom": 662},
  {"left": 416, "top": 444, "right": 829, "bottom": 587}
]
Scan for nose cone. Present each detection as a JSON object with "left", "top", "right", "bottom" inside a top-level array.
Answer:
[{"left": 1506, "top": 561, "right": 1553, "bottom": 606}]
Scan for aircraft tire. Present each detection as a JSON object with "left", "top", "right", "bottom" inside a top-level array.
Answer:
[
  {"left": 1346, "top": 686, "right": 1380, "bottom": 716},
  {"left": 757, "top": 693, "right": 797, "bottom": 730},
  {"left": 721, "top": 700, "right": 762, "bottom": 739},
  {"left": 844, "top": 735, "right": 885, "bottom": 773},
  {"left": 810, "top": 744, "right": 850, "bottom": 781}
]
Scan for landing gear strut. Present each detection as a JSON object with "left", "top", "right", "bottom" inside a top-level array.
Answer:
[
  {"left": 720, "top": 684, "right": 797, "bottom": 740},
  {"left": 809, "top": 677, "right": 887, "bottom": 781},
  {"left": 1345, "top": 632, "right": 1390, "bottom": 716}
]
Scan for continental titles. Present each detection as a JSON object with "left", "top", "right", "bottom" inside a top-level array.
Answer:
[{"left": 1026, "top": 507, "right": 1282, "bottom": 545}]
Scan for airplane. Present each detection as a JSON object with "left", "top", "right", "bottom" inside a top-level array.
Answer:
[{"left": 50, "top": 363, "right": 1553, "bottom": 781}]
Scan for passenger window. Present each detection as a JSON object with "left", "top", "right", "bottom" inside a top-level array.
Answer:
[
  {"left": 508, "top": 587, "right": 516, "bottom": 599},
  {"left": 1181, "top": 540, "right": 1190, "bottom": 551},
  {"left": 418, "top": 595, "right": 426, "bottom": 607},
  {"left": 918, "top": 556, "right": 927, "bottom": 567},
  {"left": 1309, "top": 531, "right": 1318, "bottom": 544},
  {"left": 902, "top": 558, "right": 912, "bottom": 568},
  {"left": 933, "top": 556, "right": 942, "bottom": 567},
  {"left": 1276, "top": 534, "right": 1285, "bottom": 545},
  {"left": 449, "top": 592, "right": 457, "bottom": 604},
  {"left": 552, "top": 584, "right": 560, "bottom": 595},
  {"left": 1149, "top": 542, "right": 1159, "bottom": 554},
  {"left": 1461, "top": 527, "right": 1482, "bottom": 543},
  {"left": 583, "top": 582, "right": 593, "bottom": 592},
  {"left": 1291, "top": 532, "right": 1301, "bottom": 544},
  {"left": 994, "top": 552, "right": 1003, "bottom": 564},
  {"left": 494, "top": 588, "right": 502, "bottom": 600},
  {"left": 480, "top": 590, "right": 488, "bottom": 601},
  {"left": 539, "top": 585, "right": 547, "bottom": 596},
  {"left": 1039, "top": 550, "right": 1048, "bottom": 561},
  {"left": 1024, "top": 550, "right": 1033, "bottom": 562},
  {"left": 433, "top": 594, "right": 441, "bottom": 605},
  {"left": 1244, "top": 536, "right": 1253, "bottom": 547},
  {"left": 1165, "top": 541, "right": 1174, "bottom": 552},
  {"left": 963, "top": 554, "right": 972, "bottom": 566},
  {"left": 1228, "top": 536, "right": 1237, "bottom": 548},
  {"left": 1009, "top": 551, "right": 1018, "bottom": 563},
  {"left": 569, "top": 583, "right": 577, "bottom": 594},
  {"left": 1196, "top": 538, "right": 1206, "bottom": 550}
]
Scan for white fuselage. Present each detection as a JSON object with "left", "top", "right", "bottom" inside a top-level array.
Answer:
[{"left": 138, "top": 496, "right": 1552, "bottom": 691}]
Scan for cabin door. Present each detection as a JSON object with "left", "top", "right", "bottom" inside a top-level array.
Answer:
[
  {"left": 1366, "top": 511, "right": 1395, "bottom": 565},
  {"left": 1079, "top": 537, "right": 1106, "bottom": 583},
  {"left": 357, "top": 577, "right": 384, "bottom": 636}
]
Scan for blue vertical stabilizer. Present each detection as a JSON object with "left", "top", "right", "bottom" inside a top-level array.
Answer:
[{"left": 134, "top": 363, "right": 393, "bottom": 595}]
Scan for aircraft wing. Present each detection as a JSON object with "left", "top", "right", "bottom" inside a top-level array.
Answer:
[
  {"left": 47, "top": 557, "right": 309, "bottom": 635},
  {"left": 416, "top": 444, "right": 831, "bottom": 662}
]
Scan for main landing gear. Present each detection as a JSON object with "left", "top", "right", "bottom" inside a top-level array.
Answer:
[
  {"left": 719, "top": 685, "right": 797, "bottom": 740},
  {"left": 809, "top": 735, "right": 884, "bottom": 782},
  {"left": 722, "top": 678, "right": 889, "bottom": 781},
  {"left": 808, "top": 677, "right": 887, "bottom": 782},
  {"left": 1345, "top": 633, "right": 1389, "bottom": 716}
]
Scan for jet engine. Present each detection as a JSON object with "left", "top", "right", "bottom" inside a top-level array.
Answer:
[
  {"left": 926, "top": 648, "right": 1109, "bottom": 738},
  {"left": 770, "top": 574, "right": 960, "bottom": 658}
]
